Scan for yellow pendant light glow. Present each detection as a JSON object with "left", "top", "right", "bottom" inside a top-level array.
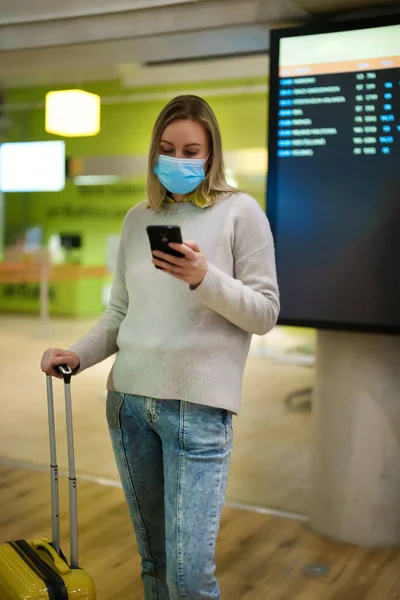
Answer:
[{"left": 45, "top": 89, "right": 101, "bottom": 137}]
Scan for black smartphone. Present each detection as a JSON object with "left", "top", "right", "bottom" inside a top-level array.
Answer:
[{"left": 146, "top": 225, "right": 184, "bottom": 269}]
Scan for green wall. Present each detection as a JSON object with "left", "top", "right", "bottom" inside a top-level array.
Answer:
[{"left": 2, "top": 77, "right": 268, "bottom": 315}]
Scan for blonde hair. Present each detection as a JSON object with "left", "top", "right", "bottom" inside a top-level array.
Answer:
[{"left": 146, "top": 95, "right": 237, "bottom": 211}]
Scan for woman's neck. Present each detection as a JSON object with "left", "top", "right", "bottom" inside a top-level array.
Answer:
[{"left": 171, "top": 193, "right": 186, "bottom": 203}]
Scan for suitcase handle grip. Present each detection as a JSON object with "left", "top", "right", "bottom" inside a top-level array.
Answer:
[{"left": 55, "top": 364, "right": 72, "bottom": 384}]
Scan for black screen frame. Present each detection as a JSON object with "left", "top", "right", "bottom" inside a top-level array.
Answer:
[{"left": 267, "top": 13, "right": 400, "bottom": 335}]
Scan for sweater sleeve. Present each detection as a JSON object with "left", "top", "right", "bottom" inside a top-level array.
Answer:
[
  {"left": 192, "top": 196, "right": 280, "bottom": 335},
  {"left": 68, "top": 222, "right": 129, "bottom": 372}
]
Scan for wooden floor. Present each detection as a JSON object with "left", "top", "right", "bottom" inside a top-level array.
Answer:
[
  {"left": 2, "top": 318, "right": 400, "bottom": 598},
  {"left": 1, "top": 465, "right": 400, "bottom": 600},
  {"left": 0, "top": 315, "right": 313, "bottom": 514}
]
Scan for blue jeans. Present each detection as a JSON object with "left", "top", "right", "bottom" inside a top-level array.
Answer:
[{"left": 106, "top": 392, "right": 233, "bottom": 600}]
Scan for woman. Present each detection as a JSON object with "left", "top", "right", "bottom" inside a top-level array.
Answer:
[{"left": 41, "top": 95, "right": 280, "bottom": 599}]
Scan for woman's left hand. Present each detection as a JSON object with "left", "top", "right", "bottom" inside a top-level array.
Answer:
[{"left": 152, "top": 241, "right": 208, "bottom": 287}]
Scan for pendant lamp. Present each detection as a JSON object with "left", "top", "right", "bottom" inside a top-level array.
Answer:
[{"left": 45, "top": 89, "right": 101, "bottom": 137}]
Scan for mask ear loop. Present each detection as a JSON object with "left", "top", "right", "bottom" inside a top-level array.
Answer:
[
  {"left": 199, "top": 152, "right": 212, "bottom": 204},
  {"left": 203, "top": 152, "right": 211, "bottom": 175}
]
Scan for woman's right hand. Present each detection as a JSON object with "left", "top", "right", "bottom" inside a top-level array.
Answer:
[{"left": 40, "top": 348, "right": 80, "bottom": 379}]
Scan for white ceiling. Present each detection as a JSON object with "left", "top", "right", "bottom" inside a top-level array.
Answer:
[
  {"left": 0, "top": 0, "right": 398, "bottom": 89},
  {"left": 0, "top": 0, "right": 208, "bottom": 25}
]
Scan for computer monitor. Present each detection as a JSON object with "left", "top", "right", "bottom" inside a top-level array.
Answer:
[{"left": 59, "top": 234, "right": 82, "bottom": 249}]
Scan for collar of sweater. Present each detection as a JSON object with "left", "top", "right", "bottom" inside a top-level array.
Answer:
[
  {"left": 164, "top": 193, "right": 209, "bottom": 208},
  {"left": 160, "top": 200, "right": 202, "bottom": 213}
]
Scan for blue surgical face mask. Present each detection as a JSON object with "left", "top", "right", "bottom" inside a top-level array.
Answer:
[{"left": 153, "top": 154, "right": 207, "bottom": 195}]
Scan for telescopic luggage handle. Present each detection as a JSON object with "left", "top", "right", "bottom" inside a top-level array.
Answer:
[{"left": 46, "top": 364, "right": 79, "bottom": 569}]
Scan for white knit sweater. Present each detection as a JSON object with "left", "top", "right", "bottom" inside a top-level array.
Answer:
[{"left": 69, "top": 192, "right": 280, "bottom": 414}]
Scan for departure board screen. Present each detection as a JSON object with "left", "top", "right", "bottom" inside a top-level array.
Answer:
[{"left": 267, "top": 18, "right": 400, "bottom": 334}]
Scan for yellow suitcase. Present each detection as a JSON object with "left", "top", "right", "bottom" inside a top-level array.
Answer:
[{"left": 0, "top": 366, "right": 96, "bottom": 599}]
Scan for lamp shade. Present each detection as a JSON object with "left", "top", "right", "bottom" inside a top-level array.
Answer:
[{"left": 45, "top": 89, "right": 101, "bottom": 137}]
